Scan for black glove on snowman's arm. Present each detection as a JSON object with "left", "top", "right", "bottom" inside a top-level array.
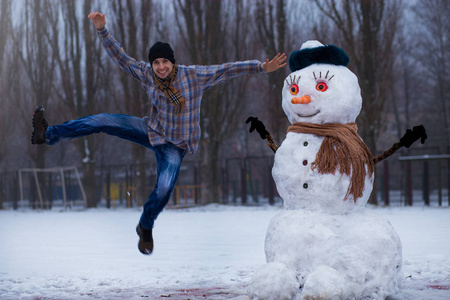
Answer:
[
  {"left": 246, "top": 116, "right": 270, "bottom": 139},
  {"left": 400, "top": 125, "right": 427, "bottom": 148},
  {"left": 374, "top": 125, "right": 427, "bottom": 164},
  {"left": 246, "top": 116, "right": 278, "bottom": 153}
]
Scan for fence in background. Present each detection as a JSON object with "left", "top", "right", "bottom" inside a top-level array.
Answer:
[
  {"left": 397, "top": 154, "right": 450, "bottom": 206},
  {"left": 1, "top": 154, "right": 448, "bottom": 210},
  {"left": 222, "top": 156, "right": 276, "bottom": 205}
]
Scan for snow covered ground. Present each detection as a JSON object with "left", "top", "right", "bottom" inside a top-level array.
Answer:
[{"left": 0, "top": 204, "right": 449, "bottom": 299}]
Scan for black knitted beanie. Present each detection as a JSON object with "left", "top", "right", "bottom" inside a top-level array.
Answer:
[{"left": 148, "top": 42, "right": 175, "bottom": 65}]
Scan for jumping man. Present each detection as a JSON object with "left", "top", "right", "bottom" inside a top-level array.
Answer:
[{"left": 31, "top": 12, "right": 287, "bottom": 255}]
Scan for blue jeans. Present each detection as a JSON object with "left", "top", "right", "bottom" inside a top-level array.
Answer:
[{"left": 46, "top": 113, "right": 187, "bottom": 229}]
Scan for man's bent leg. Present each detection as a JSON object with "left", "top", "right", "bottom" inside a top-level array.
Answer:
[
  {"left": 46, "top": 113, "right": 151, "bottom": 148},
  {"left": 137, "top": 143, "right": 186, "bottom": 255},
  {"left": 139, "top": 143, "right": 187, "bottom": 229}
]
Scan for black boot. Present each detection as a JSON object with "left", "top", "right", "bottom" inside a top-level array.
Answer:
[
  {"left": 136, "top": 223, "right": 154, "bottom": 255},
  {"left": 31, "top": 105, "right": 48, "bottom": 145}
]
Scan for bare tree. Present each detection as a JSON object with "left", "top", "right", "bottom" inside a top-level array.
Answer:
[
  {"left": 50, "top": 0, "right": 106, "bottom": 207},
  {"left": 0, "top": 0, "right": 12, "bottom": 165},
  {"left": 108, "top": 0, "right": 156, "bottom": 206},
  {"left": 15, "top": 0, "right": 58, "bottom": 164},
  {"left": 12, "top": 0, "right": 60, "bottom": 208},
  {"left": 0, "top": 0, "right": 9, "bottom": 72},
  {"left": 254, "top": 0, "right": 290, "bottom": 142},
  {"left": 412, "top": 0, "right": 450, "bottom": 151},
  {"left": 387, "top": 19, "right": 425, "bottom": 143},
  {"left": 175, "top": 0, "right": 258, "bottom": 203},
  {"left": 0, "top": 0, "right": 12, "bottom": 209},
  {"left": 314, "top": 0, "right": 402, "bottom": 155}
]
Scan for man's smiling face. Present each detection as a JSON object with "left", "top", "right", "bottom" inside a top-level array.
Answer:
[{"left": 152, "top": 58, "right": 174, "bottom": 79}]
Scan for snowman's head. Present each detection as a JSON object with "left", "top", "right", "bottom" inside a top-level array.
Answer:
[{"left": 282, "top": 41, "right": 362, "bottom": 125}]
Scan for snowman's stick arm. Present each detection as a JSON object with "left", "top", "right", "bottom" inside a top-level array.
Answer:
[
  {"left": 265, "top": 134, "right": 279, "bottom": 153},
  {"left": 246, "top": 116, "right": 279, "bottom": 153},
  {"left": 373, "top": 142, "right": 403, "bottom": 164},
  {"left": 373, "top": 125, "right": 427, "bottom": 165}
]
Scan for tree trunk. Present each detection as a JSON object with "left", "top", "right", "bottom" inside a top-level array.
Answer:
[
  {"left": 82, "top": 161, "right": 97, "bottom": 208},
  {"left": 255, "top": 0, "right": 289, "bottom": 142},
  {"left": 15, "top": 0, "right": 58, "bottom": 209}
]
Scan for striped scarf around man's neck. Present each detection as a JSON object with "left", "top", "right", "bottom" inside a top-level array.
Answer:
[{"left": 152, "top": 65, "right": 185, "bottom": 114}]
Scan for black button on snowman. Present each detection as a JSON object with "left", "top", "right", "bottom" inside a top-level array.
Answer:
[{"left": 247, "top": 41, "right": 406, "bottom": 300}]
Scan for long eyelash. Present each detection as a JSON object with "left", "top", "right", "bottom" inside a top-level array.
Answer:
[
  {"left": 313, "top": 70, "right": 335, "bottom": 81},
  {"left": 285, "top": 75, "right": 301, "bottom": 85}
]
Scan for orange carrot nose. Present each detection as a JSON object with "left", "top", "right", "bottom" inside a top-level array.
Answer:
[{"left": 291, "top": 95, "right": 311, "bottom": 104}]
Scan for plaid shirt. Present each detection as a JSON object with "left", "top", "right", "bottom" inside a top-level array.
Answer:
[{"left": 98, "top": 28, "right": 265, "bottom": 154}]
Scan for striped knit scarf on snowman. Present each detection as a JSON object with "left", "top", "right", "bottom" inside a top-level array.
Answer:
[
  {"left": 287, "top": 122, "right": 375, "bottom": 202},
  {"left": 152, "top": 65, "right": 185, "bottom": 114}
]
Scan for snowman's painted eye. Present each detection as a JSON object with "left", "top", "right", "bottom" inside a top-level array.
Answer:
[
  {"left": 290, "top": 84, "right": 299, "bottom": 95},
  {"left": 316, "top": 82, "right": 328, "bottom": 92}
]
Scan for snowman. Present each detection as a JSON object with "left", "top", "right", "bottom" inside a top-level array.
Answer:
[{"left": 246, "top": 41, "right": 412, "bottom": 300}]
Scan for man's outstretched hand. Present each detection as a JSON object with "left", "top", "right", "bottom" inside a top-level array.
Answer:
[
  {"left": 261, "top": 53, "right": 287, "bottom": 73},
  {"left": 88, "top": 12, "right": 106, "bottom": 30}
]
